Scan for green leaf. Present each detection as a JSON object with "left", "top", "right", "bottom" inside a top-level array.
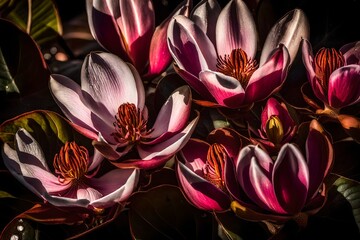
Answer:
[
  {"left": 0, "top": 0, "right": 62, "bottom": 45},
  {"left": 333, "top": 175, "right": 360, "bottom": 231},
  {"left": 129, "top": 185, "right": 214, "bottom": 239},
  {"left": 0, "top": 110, "right": 92, "bottom": 160},
  {"left": 0, "top": 47, "right": 19, "bottom": 93},
  {"left": 0, "top": 190, "right": 14, "bottom": 198}
]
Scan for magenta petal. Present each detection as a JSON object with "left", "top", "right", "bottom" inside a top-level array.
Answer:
[
  {"left": 77, "top": 187, "right": 102, "bottom": 203},
  {"left": 176, "top": 161, "right": 230, "bottom": 211},
  {"left": 180, "top": 138, "right": 209, "bottom": 176},
  {"left": 147, "top": 86, "right": 191, "bottom": 140},
  {"left": 328, "top": 65, "right": 360, "bottom": 109},
  {"left": 340, "top": 41, "right": 360, "bottom": 65},
  {"left": 273, "top": 144, "right": 309, "bottom": 214},
  {"left": 192, "top": 0, "right": 221, "bottom": 45},
  {"left": 261, "top": 98, "right": 295, "bottom": 132},
  {"left": 49, "top": 75, "right": 102, "bottom": 135},
  {"left": 215, "top": 0, "right": 257, "bottom": 58},
  {"left": 82, "top": 52, "right": 140, "bottom": 117},
  {"left": 237, "top": 145, "right": 286, "bottom": 214},
  {"left": 260, "top": 9, "right": 309, "bottom": 66},
  {"left": 167, "top": 15, "right": 217, "bottom": 76},
  {"left": 86, "top": 0, "right": 129, "bottom": 60},
  {"left": 244, "top": 45, "right": 290, "bottom": 104},
  {"left": 137, "top": 115, "right": 199, "bottom": 162},
  {"left": 118, "top": 0, "right": 155, "bottom": 71},
  {"left": 88, "top": 169, "right": 139, "bottom": 208},
  {"left": 176, "top": 67, "right": 215, "bottom": 101},
  {"left": 147, "top": 0, "right": 191, "bottom": 76},
  {"left": 301, "top": 39, "right": 327, "bottom": 103},
  {"left": 306, "top": 120, "right": 333, "bottom": 200},
  {"left": 199, "top": 70, "right": 245, "bottom": 108}
]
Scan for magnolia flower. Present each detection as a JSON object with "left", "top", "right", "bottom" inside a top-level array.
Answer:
[
  {"left": 167, "top": 0, "right": 309, "bottom": 108},
  {"left": 2, "top": 129, "right": 139, "bottom": 209},
  {"left": 250, "top": 97, "right": 297, "bottom": 153},
  {"left": 49, "top": 52, "right": 198, "bottom": 169},
  {"left": 176, "top": 128, "right": 242, "bottom": 211},
  {"left": 302, "top": 39, "right": 360, "bottom": 110},
  {"left": 227, "top": 120, "right": 333, "bottom": 222},
  {"left": 87, "top": 0, "right": 191, "bottom": 77}
]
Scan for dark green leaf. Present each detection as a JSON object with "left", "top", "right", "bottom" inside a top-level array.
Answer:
[
  {"left": 0, "top": 110, "right": 92, "bottom": 160},
  {"left": 0, "top": 0, "right": 62, "bottom": 45},
  {"left": 333, "top": 176, "right": 360, "bottom": 231}
]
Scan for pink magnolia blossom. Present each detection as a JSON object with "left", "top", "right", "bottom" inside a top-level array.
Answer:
[
  {"left": 227, "top": 120, "right": 333, "bottom": 222},
  {"left": 250, "top": 97, "right": 297, "bottom": 153},
  {"left": 302, "top": 39, "right": 360, "bottom": 110},
  {"left": 167, "top": 0, "right": 309, "bottom": 108},
  {"left": 2, "top": 129, "right": 139, "bottom": 209},
  {"left": 176, "top": 128, "right": 242, "bottom": 211},
  {"left": 87, "top": 0, "right": 191, "bottom": 77},
  {"left": 49, "top": 52, "right": 198, "bottom": 169}
]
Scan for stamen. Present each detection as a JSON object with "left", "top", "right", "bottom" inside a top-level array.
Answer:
[
  {"left": 53, "top": 142, "right": 89, "bottom": 182},
  {"left": 314, "top": 48, "right": 345, "bottom": 94},
  {"left": 217, "top": 48, "right": 258, "bottom": 88},
  {"left": 203, "top": 143, "right": 228, "bottom": 191},
  {"left": 112, "top": 103, "right": 148, "bottom": 144}
]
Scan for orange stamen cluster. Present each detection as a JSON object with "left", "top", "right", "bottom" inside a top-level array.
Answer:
[
  {"left": 53, "top": 142, "right": 89, "bottom": 182},
  {"left": 314, "top": 48, "right": 345, "bottom": 94},
  {"left": 203, "top": 143, "right": 228, "bottom": 191},
  {"left": 217, "top": 48, "right": 258, "bottom": 88},
  {"left": 113, "top": 103, "right": 148, "bottom": 144}
]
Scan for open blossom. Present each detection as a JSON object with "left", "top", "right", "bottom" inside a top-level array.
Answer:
[
  {"left": 250, "top": 97, "right": 297, "bottom": 153},
  {"left": 167, "top": 0, "right": 309, "bottom": 108},
  {"left": 49, "top": 52, "right": 198, "bottom": 169},
  {"left": 87, "top": 0, "right": 191, "bottom": 77},
  {"left": 227, "top": 120, "right": 333, "bottom": 222},
  {"left": 176, "top": 128, "right": 242, "bottom": 211},
  {"left": 2, "top": 129, "right": 139, "bottom": 209},
  {"left": 302, "top": 39, "right": 360, "bottom": 110}
]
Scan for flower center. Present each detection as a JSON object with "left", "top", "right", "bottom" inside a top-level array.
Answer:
[
  {"left": 53, "top": 142, "right": 89, "bottom": 182},
  {"left": 265, "top": 116, "right": 284, "bottom": 145},
  {"left": 216, "top": 48, "right": 258, "bottom": 89},
  {"left": 203, "top": 143, "right": 228, "bottom": 191},
  {"left": 314, "top": 48, "right": 345, "bottom": 94},
  {"left": 112, "top": 103, "right": 148, "bottom": 144}
]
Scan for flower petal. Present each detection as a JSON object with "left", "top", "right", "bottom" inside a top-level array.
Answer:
[
  {"left": 86, "top": 0, "right": 129, "bottom": 60},
  {"left": 146, "top": 86, "right": 191, "bottom": 140},
  {"left": 260, "top": 9, "right": 309, "bottom": 66},
  {"left": 215, "top": 0, "right": 257, "bottom": 58},
  {"left": 301, "top": 39, "right": 327, "bottom": 103},
  {"left": 179, "top": 138, "right": 209, "bottom": 176},
  {"left": 191, "top": 0, "right": 221, "bottom": 45},
  {"left": 167, "top": 15, "right": 217, "bottom": 76},
  {"left": 245, "top": 45, "right": 290, "bottom": 104},
  {"left": 306, "top": 120, "right": 333, "bottom": 200},
  {"left": 328, "top": 64, "right": 360, "bottom": 109},
  {"left": 261, "top": 98, "right": 295, "bottom": 133},
  {"left": 207, "top": 128, "right": 242, "bottom": 161},
  {"left": 236, "top": 145, "right": 286, "bottom": 214},
  {"left": 89, "top": 168, "right": 139, "bottom": 208},
  {"left": 176, "top": 160, "right": 230, "bottom": 211},
  {"left": 147, "top": 0, "right": 191, "bottom": 76},
  {"left": 273, "top": 144, "right": 309, "bottom": 214},
  {"left": 128, "top": 115, "right": 199, "bottom": 169},
  {"left": 50, "top": 75, "right": 104, "bottom": 135},
  {"left": 82, "top": 52, "right": 141, "bottom": 117},
  {"left": 340, "top": 41, "right": 360, "bottom": 65},
  {"left": 199, "top": 70, "right": 245, "bottom": 108},
  {"left": 118, "top": 0, "right": 155, "bottom": 71}
]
